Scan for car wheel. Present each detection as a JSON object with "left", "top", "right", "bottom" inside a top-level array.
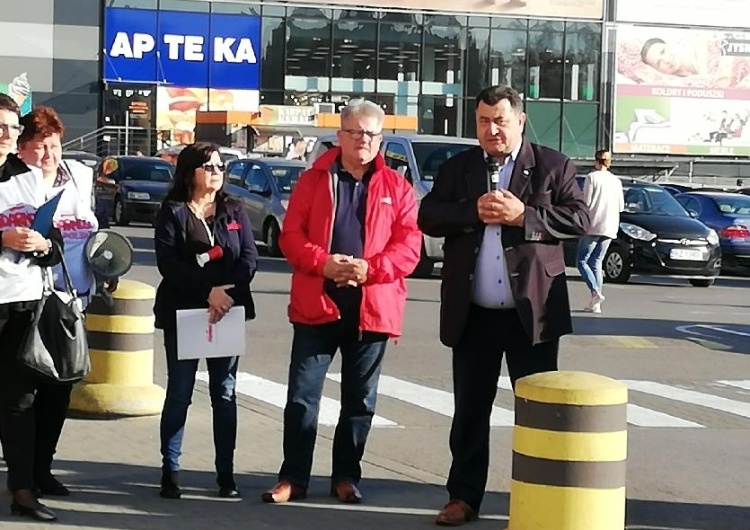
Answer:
[
  {"left": 410, "top": 241, "right": 434, "bottom": 278},
  {"left": 604, "top": 246, "right": 631, "bottom": 284},
  {"left": 114, "top": 197, "right": 129, "bottom": 226},
  {"left": 264, "top": 219, "right": 282, "bottom": 257},
  {"left": 689, "top": 279, "right": 714, "bottom": 287}
]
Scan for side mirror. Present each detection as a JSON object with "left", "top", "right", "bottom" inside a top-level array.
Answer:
[{"left": 688, "top": 210, "right": 698, "bottom": 218}]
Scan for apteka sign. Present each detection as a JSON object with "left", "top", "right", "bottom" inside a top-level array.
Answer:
[{"left": 103, "top": 8, "right": 261, "bottom": 90}]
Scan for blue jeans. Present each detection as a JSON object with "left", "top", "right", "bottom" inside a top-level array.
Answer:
[
  {"left": 278, "top": 320, "right": 388, "bottom": 489},
  {"left": 159, "top": 328, "right": 238, "bottom": 475},
  {"left": 577, "top": 235, "right": 612, "bottom": 294}
]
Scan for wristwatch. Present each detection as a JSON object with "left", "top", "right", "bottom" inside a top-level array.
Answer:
[{"left": 33, "top": 239, "right": 52, "bottom": 258}]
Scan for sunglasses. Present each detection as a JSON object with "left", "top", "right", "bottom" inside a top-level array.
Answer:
[{"left": 201, "top": 162, "right": 226, "bottom": 173}]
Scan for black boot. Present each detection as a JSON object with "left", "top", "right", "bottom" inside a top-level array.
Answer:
[
  {"left": 217, "top": 472, "right": 240, "bottom": 498},
  {"left": 160, "top": 469, "right": 181, "bottom": 499}
]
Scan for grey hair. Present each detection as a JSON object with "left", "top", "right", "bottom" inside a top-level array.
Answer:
[{"left": 340, "top": 98, "right": 385, "bottom": 130}]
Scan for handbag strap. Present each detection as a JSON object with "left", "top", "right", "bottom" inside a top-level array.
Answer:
[{"left": 45, "top": 240, "right": 78, "bottom": 298}]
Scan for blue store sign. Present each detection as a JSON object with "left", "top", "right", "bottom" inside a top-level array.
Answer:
[{"left": 103, "top": 8, "right": 261, "bottom": 90}]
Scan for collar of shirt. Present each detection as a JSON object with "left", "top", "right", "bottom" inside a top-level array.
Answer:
[
  {"left": 53, "top": 162, "right": 72, "bottom": 188},
  {"left": 335, "top": 157, "right": 374, "bottom": 185},
  {"left": 484, "top": 140, "right": 522, "bottom": 166}
]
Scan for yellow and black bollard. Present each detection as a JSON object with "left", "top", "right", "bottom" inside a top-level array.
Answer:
[
  {"left": 506, "top": 371, "right": 628, "bottom": 530},
  {"left": 70, "top": 279, "right": 165, "bottom": 417}
]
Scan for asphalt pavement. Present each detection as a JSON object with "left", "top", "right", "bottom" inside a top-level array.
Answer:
[{"left": 2, "top": 224, "right": 747, "bottom": 530}]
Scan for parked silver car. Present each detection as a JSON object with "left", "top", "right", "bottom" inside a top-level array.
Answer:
[
  {"left": 225, "top": 157, "right": 306, "bottom": 256},
  {"left": 308, "top": 133, "right": 478, "bottom": 276}
]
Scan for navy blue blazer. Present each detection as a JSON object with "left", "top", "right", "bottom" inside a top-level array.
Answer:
[{"left": 153, "top": 198, "right": 258, "bottom": 330}]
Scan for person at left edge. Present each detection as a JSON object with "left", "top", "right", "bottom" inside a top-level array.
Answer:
[
  {"left": 0, "top": 93, "right": 64, "bottom": 522},
  {"left": 16, "top": 106, "right": 120, "bottom": 499},
  {"left": 153, "top": 142, "right": 258, "bottom": 500}
]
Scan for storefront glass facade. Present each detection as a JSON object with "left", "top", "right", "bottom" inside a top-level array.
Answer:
[{"left": 104, "top": 0, "right": 603, "bottom": 158}]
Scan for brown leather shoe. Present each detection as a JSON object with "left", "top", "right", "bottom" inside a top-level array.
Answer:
[
  {"left": 329, "top": 480, "right": 363, "bottom": 504},
  {"left": 261, "top": 480, "right": 307, "bottom": 504},
  {"left": 435, "top": 499, "right": 479, "bottom": 526}
]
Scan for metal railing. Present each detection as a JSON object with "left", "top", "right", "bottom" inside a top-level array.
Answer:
[{"left": 62, "top": 126, "right": 173, "bottom": 157}]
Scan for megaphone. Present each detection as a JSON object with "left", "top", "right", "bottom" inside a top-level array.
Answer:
[{"left": 84, "top": 229, "right": 134, "bottom": 280}]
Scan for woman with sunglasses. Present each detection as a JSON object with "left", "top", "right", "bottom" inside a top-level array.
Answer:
[{"left": 154, "top": 142, "right": 258, "bottom": 500}]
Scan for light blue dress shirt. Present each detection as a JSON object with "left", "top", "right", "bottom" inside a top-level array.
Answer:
[{"left": 470, "top": 143, "right": 522, "bottom": 309}]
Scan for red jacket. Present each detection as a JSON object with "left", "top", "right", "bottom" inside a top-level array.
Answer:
[{"left": 279, "top": 147, "right": 422, "bottom": 337}]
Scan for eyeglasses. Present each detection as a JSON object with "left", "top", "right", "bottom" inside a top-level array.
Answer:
[
  {"left": 341, "top": 128, "right": 381, "bottom": 140},
  {"left": 201, "top": 162, "right": 226, "bottom": 173},
  {"left": 0, "top": 123, "right": 24, "bottom": 136}
]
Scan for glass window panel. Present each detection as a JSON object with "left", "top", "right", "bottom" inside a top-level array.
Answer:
[
  {"left": 528, "top": 29, "right": 564, "bottom": 100},
  {"left": 423, "top": 19, "right": 467, "bottom": 96},
  {"left": 285, "top": 18, "right": 332, "bottom": 81},
  {"left": 158, "top": 0, "right": 208, "bottom": 12},
  {"left": 332, "top": 18, "right": 376, "bottom": 80},
  {"left": 564, "top": 22, "right": 601, "bottom": 102},
  {"left": 262, "top": 5, "right": 285, "bottom": 16},
  {"left": 562, "top": 102, "right": 598, "bottom": 158},
  {"left": 468, "top": 16, "right": 490, "bottom": 28},
  {"left": 491, "top": 17, "right": 527, "bottom": 30},
  {"left": 262, "top": 17, "right": 285, "bottom": 91},
  {"left": 526, "top": 101, "right": 561, "bottom": 150},
  {"left": 489, "top": 29, "right": 527, "bottom": 97},
  {"left": 287, "top": 7, "right": 331, "bottom": 18},
  {"left": 378, "top": 17, "right": 421, "bottom": 114},
  {"left": 261, "top": 91, "right": 284, "bottom": 105},
  {"left": 109, "top": 0, "right": 157, "bottom": 8},
  {"left": 466, "top": 27, "right": 490, "bottom": 98},
  {"left": 211, "top": 2, "right": 260, "bottom": 15},
  {"left": 284, "top": 91, "right": 328, "bottom": 107},
  {"left": 419, "top": 96, "right": 460, "bottom": 136},
  {"left": 463, "top": 98, "right": 477, "bottom": 139}
]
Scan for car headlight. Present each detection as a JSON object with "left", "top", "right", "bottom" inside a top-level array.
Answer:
[
  {"left": 127, "top": 191, "right": 150, "bottom": 200},
  {"left": 620, "top": 222, "right": 656, "bottom": 241},
  {"left": 706, "top": 229, "right": 719, "bottom": 246}
]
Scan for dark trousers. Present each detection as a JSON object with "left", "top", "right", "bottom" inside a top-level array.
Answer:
[
  {"left": 447, "top": 305, "right": 559, "bottom": 512},
  {"left": 159, "top": 328, "right": 238, "bottom": 477},
  {"left": 33, "top": 382, "right": 73, "bottom": 479},
  {"left": 0, "top": 303, "right": 40, "bottom": 491},
  {"left": 279, "top": 320, "right": 388, "bottom": 489}
]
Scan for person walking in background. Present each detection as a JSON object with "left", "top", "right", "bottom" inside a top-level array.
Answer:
[
  {"left": 153, "top": 142, "right": 258, "bottom": 500},
  {"left": 576, "top": 150, "right": 623, "bottom": 314},
  {"left": 262, "top": 99, "right": 421, "bottom": 505},
  {"left": 0, "top": 94, "right": 64, "bottom": 522},
  {"left": 16, "top": 106, "right": 118, "bottom": 498},
  {"left": 418, "top": 85, "right": 590, "bottom": 526}
]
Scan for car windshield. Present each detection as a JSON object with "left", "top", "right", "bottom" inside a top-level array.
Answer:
[
  {"left": 268, "top": 164, "right": 303, "bottom": 193},
  {"left": 412, "top": 142, "right": 475, "bottom": 181},
  {"left": 713, "top": 195, "right": 750, "bottom": 215},
  {"left": 623, "top": 186, "right": 688, "bottom": 216},
  {"left": 122, "top": 160, "right": 174, "bottom": 182}
]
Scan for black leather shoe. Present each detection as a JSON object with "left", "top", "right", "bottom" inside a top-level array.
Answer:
[
  {"left": 11, "top": 501, "right": 57, "bottom": 522},
  {"left": 217, "top": 473, "right": 240, "bottom": 498},
  {"left": 35, "top": 474, "right": 70, "bottom": 497},
  {"left": 160, "top": 470, "right": 181, "bottom": 499}
]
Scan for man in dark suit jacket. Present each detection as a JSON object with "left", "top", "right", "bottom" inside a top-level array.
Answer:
[{"left": 418, "top": 85, "right": 590, "bottom": 526}]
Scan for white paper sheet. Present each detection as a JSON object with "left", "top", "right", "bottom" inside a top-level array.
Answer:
[{"left": 176, "top": 306, "right": 246, "bottom": 360}]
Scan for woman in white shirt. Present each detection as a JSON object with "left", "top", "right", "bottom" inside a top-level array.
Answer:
[
  {"left": 17, "top": 106, "right": 117, "bottom": 501},
  {"left": 577, "top": 150, "right": 624, "bottom": 313},
  {"left": 0, "top": 95, "right": 63, "bottom": 522}
]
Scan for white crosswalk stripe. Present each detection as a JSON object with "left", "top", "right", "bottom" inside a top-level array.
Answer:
[{"left": 195, "top": 371, "right": 750, "bottom": 430}]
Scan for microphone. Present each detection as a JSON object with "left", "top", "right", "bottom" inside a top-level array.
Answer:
[{"left": 486, "top": 157, "right": 501, "bottom": 190}]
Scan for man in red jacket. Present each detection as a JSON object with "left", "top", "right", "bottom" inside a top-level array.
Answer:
[{"left": 262, "top": 99, "right": 422, "bottom": 505}]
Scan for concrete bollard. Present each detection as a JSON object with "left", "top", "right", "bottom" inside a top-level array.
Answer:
[
  {"left": 70, "top": 279, "right": 165, "bottom": 417},
  {"left": 506, "top": 371, "right": 628, "bottom": 530}
]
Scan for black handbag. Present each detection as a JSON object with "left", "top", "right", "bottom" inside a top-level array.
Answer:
[{"left": 19, "top": 245, "right": 91, "bottom": 384}]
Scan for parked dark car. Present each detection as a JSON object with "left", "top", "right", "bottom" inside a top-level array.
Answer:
[
  {"left": 94, "top": 156, "right": 174, "bottom": 225},
  {"left": 674, "top": 191, "right": 750, "bottom": 270},
  {"left": 225, "top": 157, "right": 306, "bottom": 256},
  {"left": 63, "top": 150, "right": 101, "bottom": 169},
  {"left": 605, "top": 182, "right": 721, "bottom": 286}
]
